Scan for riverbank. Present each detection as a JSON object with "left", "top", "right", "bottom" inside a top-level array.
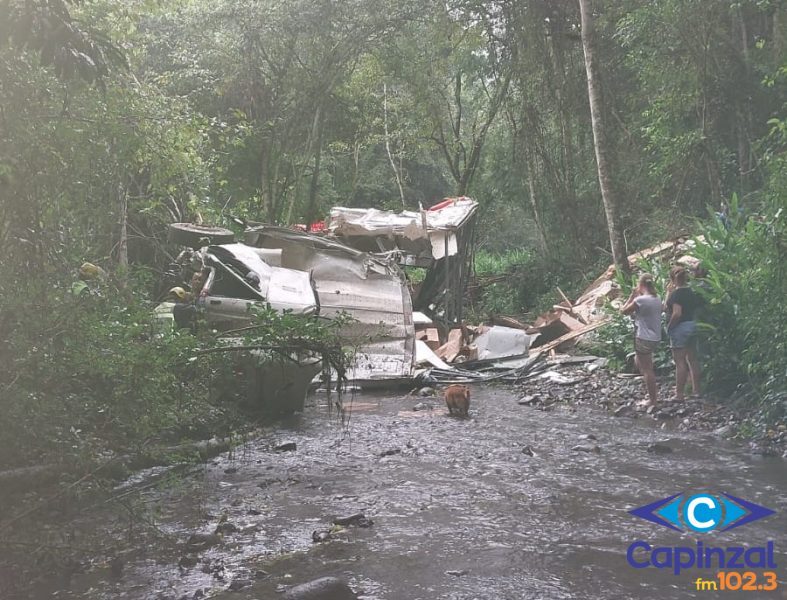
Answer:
[{"left": 514, "top": 360, "right": 787, "bottom": 459}]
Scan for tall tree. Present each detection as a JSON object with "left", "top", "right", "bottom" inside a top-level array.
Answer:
[{"left": 578, "top": 0, "right": 629, "bottom": 274}]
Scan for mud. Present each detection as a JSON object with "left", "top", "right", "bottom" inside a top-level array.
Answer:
[{"left": 7, "top": 385, "right": 787, "bottom": 599}]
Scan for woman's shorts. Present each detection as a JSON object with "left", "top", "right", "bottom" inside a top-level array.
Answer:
[
  {"left": 635, "top": 338, "right": 660, "bottom": 355},
  {"left": 668, "top": 320, "right": 697, "bottom": 349}
]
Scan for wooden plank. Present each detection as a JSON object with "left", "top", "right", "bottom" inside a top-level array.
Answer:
[
  {"left": 552, "top": 304, "right": 588, "bottom": 324},
  {"left": 491, "top": 315, "right": 529, "bottom": 330},
  {"left": 557, "top": 312, "right": 585, "bottom": 332},
  {"left": 556, "top": 286, "right": 573, "bottom": 307},
  {"left": 529, "top": 318, "right": 611, "bottom": 356},
  {"left": 435, "top": 328, "right": 464, "bottom": 362},
  {"left": 423, "top": 327, "right": 440, "bottom": 351}
]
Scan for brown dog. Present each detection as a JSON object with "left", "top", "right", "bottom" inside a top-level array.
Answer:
[{"left": 444, "top": 384, "right": 470, "bottom": 417}]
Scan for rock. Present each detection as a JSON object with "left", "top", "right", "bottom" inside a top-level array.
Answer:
[
  {"left": 782, "top": 449, "right": 787, "bottom": 460},
  {"left": 445, "top": 569, "right": 468, "bottom": 576},
  {"left": 254, "top": 570, "right": 270, "bottom": 580},
  {"left": 186, "top": 532, "right": 221, "bottom": 552},
  {"left": 214, "top": 521, "right": 239, "bottom": 535},
  {"left": 714, "top": 424, "right": 734, "bottom": 437},
  {"left": 282, "top": 577, "right": 359, "bottom": 600},
  {"left": 378, "top": 448, "right": 401, "bottom": 457},
  {"left": 647, "top": 443, "right": 673, "bottom": 455},
  {"left": 223, "top": 467, "right": 238, "bottom": 474},
  {"left": 578, "top": 434, "right": 597, "bottom": 441},
  {"left": 518, "top": 395, "right": 538, "bottom": 406},
  {"left": 311, "top": 529, "right": 332, "bottom": 543},
  {"left": 614, "top": 405, "right": 634, "bottom": 418},
  {"left": 413, "top": 402, "right": 431, "bottom": 411},
  {"left": 521, "top": 445, "right": 536, "bottom": 457},
  {"left": 571, "top": 445, "right": 601, "bottom": 454},
  {"left": 275, "top": 442, "right": 297, "bottom": 452},
  {"left": 228, "top": 578, "right": 252, "bottom": 592},
  {"left": 247, "top": 508, "right": 262, "bottom": 516},
  {"left": 418, "top": 386, "right": 435, "bottom": 397},
  {"left": 192, "top": 590, "right": 205, "bottom": 600}
]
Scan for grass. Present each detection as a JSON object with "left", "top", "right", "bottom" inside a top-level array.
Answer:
[{"left": 474, "top": 248, "right": 531, "bottom": 275}]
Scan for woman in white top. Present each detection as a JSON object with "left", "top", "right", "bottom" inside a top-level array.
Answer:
[{"left": 621, "top": 273, "right": 663, "bottom": 406}]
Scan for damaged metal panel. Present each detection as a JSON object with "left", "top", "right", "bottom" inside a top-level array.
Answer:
[
  {"left": 328, "top": 197, "right": 478, "bottom": 264},
  {"left": 327, "top": 198, "right": 479, "bottom": 325},
  {"left": 202, "top": 243, "right": 317, "bottom": 316},
  {"left": 244, "top": 226, "right": 415, "bottom": 383}
]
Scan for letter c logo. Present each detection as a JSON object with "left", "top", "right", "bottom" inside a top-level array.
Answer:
[{"left": 684, "top": 494, "right": 722, "bottom": 532}]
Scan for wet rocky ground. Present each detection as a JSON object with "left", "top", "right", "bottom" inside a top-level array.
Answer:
[
  {"left": 4, "top": 378, "right": 786, "bottom": 600},
  {"left": 514, "top": 360, "right": 787, "bottom": 459}
]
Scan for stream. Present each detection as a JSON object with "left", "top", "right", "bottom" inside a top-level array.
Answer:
[{"left": 38, "top": 385, "right": 787, "bottom": 599}]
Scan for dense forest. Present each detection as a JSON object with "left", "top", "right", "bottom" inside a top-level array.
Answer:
[{"left": 1, "top": 0, "right": 786, "bottom": 468}]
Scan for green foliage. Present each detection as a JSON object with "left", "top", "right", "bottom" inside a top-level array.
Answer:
[
  {"left": 239, "top": 306, "right": 356, "bottom": 385},
  {"left": 0, "top": 269, "right": 356, "bottom": 470},
  {"left": 474, "top": 249, "right": 532, "bottom": 276},
  {"left": 0, "top": 269, "right": 237, "bottom": 469},
  {"left": 690, "top": 188, "right": 787, "bottom": 416},
  {"left": 0, "top": 0, "right": 127, "bottom": 86}
]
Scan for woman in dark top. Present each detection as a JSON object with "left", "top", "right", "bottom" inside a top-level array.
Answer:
[{"left": 665, "top": 266, "right": 702, "bottom": 401}]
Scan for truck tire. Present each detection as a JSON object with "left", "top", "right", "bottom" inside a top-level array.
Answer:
[{"left": 168, "top": 223, "right": 235, "bottom": 248}]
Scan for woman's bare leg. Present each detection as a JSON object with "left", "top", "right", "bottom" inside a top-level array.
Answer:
[
  {"left": 686, "top": 345, "right": 701, "bottom": 396},
  {"left": 637, "top": 351, "right": 658, "bottom": 405},
  {"left": 672, "top": 348, "right": 688, "bottom": 401}
]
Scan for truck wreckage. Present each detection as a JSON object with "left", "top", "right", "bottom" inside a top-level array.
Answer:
[
  {"left": 159, "top": 198, "right": 480, "bottom": 412},
  {"left": 161, "top": 193, "right": 702, "bottom": 413}
]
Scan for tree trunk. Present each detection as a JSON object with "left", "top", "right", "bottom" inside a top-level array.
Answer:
[
  {"left": 117, "top": 182, "right": 128, "bottom": 288},
  {"left": 578, "top": 0, "right": 629, "bottom": 275},
  {"left": 736, "top": 5, "right": 752, "bottom": 195},
  {"left": 383, "top": 83, "right": 406, "bottom": 207},
  {"left": 305, "top": 114, "right": 324, "bottom": 228},
  {"left": 525, "top": 144, "right": 549, "bottom": 257}
]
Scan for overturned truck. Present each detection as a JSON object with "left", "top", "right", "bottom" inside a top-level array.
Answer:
[{"left": 161, "top": 198, "right": 478, "bottom": 411}]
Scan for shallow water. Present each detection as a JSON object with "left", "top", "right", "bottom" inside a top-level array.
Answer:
[{"left": 44, "top": 386, "right": 787, "bottom": 599}]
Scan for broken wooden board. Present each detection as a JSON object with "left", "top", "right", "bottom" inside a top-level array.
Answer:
[
  {"left": 557, "top": 312, "right": 585, "bottom": 332},
  {"left": 423, "top": 327, "right": 440, "bottom": 351},
  {"left": 527, "top": 310, "right": 584, "bottom": 347},
  {"left": 491, "top": 315, "right": 529, "bottom": 330},
  {"left": 552, "top": 304, "right": 588, "bottom": 324},
  {"left": 529, "top": 318, "right": 611, "bottom": 356},
  {"left": 435, "top": 328, "right": 464, "bottom": 362}
]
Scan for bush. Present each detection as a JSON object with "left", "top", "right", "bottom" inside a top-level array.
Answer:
[
  {"left": 0, "top": 270, "right": 241, "bottom": 470},
  {"left": 690, "top": 192, "right": 787, "bottom": 412}
]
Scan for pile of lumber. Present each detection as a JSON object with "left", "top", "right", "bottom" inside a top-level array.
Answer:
[{"left": 422, "top": 234, "right": 700, "bottom": 366}]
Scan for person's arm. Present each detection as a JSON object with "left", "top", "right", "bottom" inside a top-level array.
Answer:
[
  {"left": 668, "top": 301, "right": 683, "bottom": 329},
  {"left": 621, "top": 288, "right": 639, "bottom": 316}
]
